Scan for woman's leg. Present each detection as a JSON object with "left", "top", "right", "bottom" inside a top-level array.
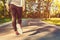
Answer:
[
  {"left": 9, "top": 4, "right": 19, "bottom": 35},
  {"left": 17, "top": 7, "right": 22, "bottom": 27}
]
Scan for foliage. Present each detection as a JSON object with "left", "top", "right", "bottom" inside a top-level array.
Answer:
[
  {"left": 0, "top": 18, "right": 11, "bottom": 24},
  {"left": 0, "top": 0, "right": 11, "bottom": 18},
  {"left": 0, "top": 0, "right": 60, "bottom": 24},
  {"left": 0, "top": 0, "right": 4, "bottom": 18},
  {"left": 50, "top": 0, "right": 60, "bottom": 17},
  {"left": 43, "top": 18, "right": 60, "bottom": 26},
  {"left": 24, "top": 0, "right": 52, "bottom": 18}
]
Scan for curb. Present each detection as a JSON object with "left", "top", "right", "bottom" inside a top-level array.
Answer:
[{"left": 0, "top": 21, "right": 12, "bottom": 27}]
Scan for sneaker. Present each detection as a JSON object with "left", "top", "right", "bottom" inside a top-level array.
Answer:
[{"left": 17, "top": 24, "right": 23, "bottom": 35}]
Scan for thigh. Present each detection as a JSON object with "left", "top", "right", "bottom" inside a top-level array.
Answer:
[
  {"left": 9, "top": 4, "right": 17, "bottom": 19},
  {"left": 16, "top": 7, "right": 22, "bottom": 19}
]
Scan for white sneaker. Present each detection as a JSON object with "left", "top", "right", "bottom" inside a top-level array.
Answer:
[{"left": 17, "top": 24, "right": 23, "bottom": 35}]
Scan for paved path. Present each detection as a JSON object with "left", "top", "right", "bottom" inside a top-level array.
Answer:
[{"left": 0, "top": 19, "right": 60, "bottom": 40}]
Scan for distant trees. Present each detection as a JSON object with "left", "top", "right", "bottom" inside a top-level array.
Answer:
[
  {"left": 0, "top": 0, "right": 4, "bottom": 18},
  {"left": 23, "top": 0, "right": 52, "bottom": 19},
  {"left": 23, "top": 0, "right": 60, "bottom": 18},
  {"left": 0, "top": 0, "right": 60, "bottom": 19},
  {"left": 0, "top": 0, "right": 11, "bottom": 19},
  {"left": 49, "top": 0, "right": 60, "bottom": 18}
]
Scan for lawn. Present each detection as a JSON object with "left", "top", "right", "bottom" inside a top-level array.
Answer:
[
  {"left": 0, "top": 18, "right": 29, "bottom": 24},
  {"left": 43, "top": 18, "right": 60, "bottom": 26},
  {"left": 0, "top": 18, "right": 11, "bottom": 24}
]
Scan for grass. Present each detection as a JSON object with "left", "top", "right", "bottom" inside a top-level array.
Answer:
[
  {"left": 0, "top": 18, "right": 30, "bottom": 24},
  {"left": 43, "top": 18, "right": 60, "bottom": 26},
  {"left": 0, "top": 18, "right": 11, "bottom": 24}
]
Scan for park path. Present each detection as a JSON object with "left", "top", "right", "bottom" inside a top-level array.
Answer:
[{"left": 0, "top": 19, "right": 60, "bottom": 40}]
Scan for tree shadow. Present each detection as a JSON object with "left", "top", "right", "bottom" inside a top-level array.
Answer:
[
  {"left": 0, "top": 24, "right": 13, "bottom": 35},
  {"left": 29, "top": 26, "right": 57, "bottom": 36},
  {"left": 23, "top": 25, "right": 57, "bottom": 36},
  {"left": 37, "top": 28, "right": 60, "bottom": 40},
  {"left": 24, "top": 25, "right": 60, "bottom": 40}
]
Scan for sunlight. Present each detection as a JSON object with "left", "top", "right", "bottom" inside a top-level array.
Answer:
[{"left": 58, "top": 0, "right": 60, "bottom": 2}]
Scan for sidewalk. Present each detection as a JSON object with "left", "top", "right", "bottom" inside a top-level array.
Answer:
[
  {"left": 0, "top": 19, "right": 60, "bottom": 40},
  {"left": 0, "top": 21, "right": 12, "bottom": 27}
]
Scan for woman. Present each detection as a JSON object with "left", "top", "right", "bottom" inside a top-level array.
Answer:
[{"left": 6, "top": 0, "right": 25, "bottom": 35}]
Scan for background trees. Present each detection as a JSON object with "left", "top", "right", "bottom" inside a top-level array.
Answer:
[
  {"left": 23, "top": 0, "right": 52, "bottom": 18},
  {"left": 0, "top": 0, "right": 11, "bottom": 19},
  {"left": 23, "top": 0, "right": 60, "bottom": 18},
  {"left": 0, "top": 0, "right": 60, "bottom": 18}
]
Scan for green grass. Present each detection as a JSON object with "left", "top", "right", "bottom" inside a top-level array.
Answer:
[
  {"left": 0, "top": 18, "right": 11, "bottom": 24},
  {"left": 0, "top": 18, "right": 30, "bottom": 24},
  {"left": 43, "top": 18, "right": 60, "bottom": 26}
]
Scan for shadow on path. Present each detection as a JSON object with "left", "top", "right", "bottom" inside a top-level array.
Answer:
[
  {"left": 0, "top": 19, "right": 60, "bottom": 40},
  {"left": 0, "top": 24, "right": 13, "bottom": 36},
  {"left": 24, "top": 25, "right": 60, "bottom": 40},
  {"left": 24, "top": 25, "right": 58, "bottom": 36},
  {"left": 37, "top": 29, "right": 60, "bottom": 40}
]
